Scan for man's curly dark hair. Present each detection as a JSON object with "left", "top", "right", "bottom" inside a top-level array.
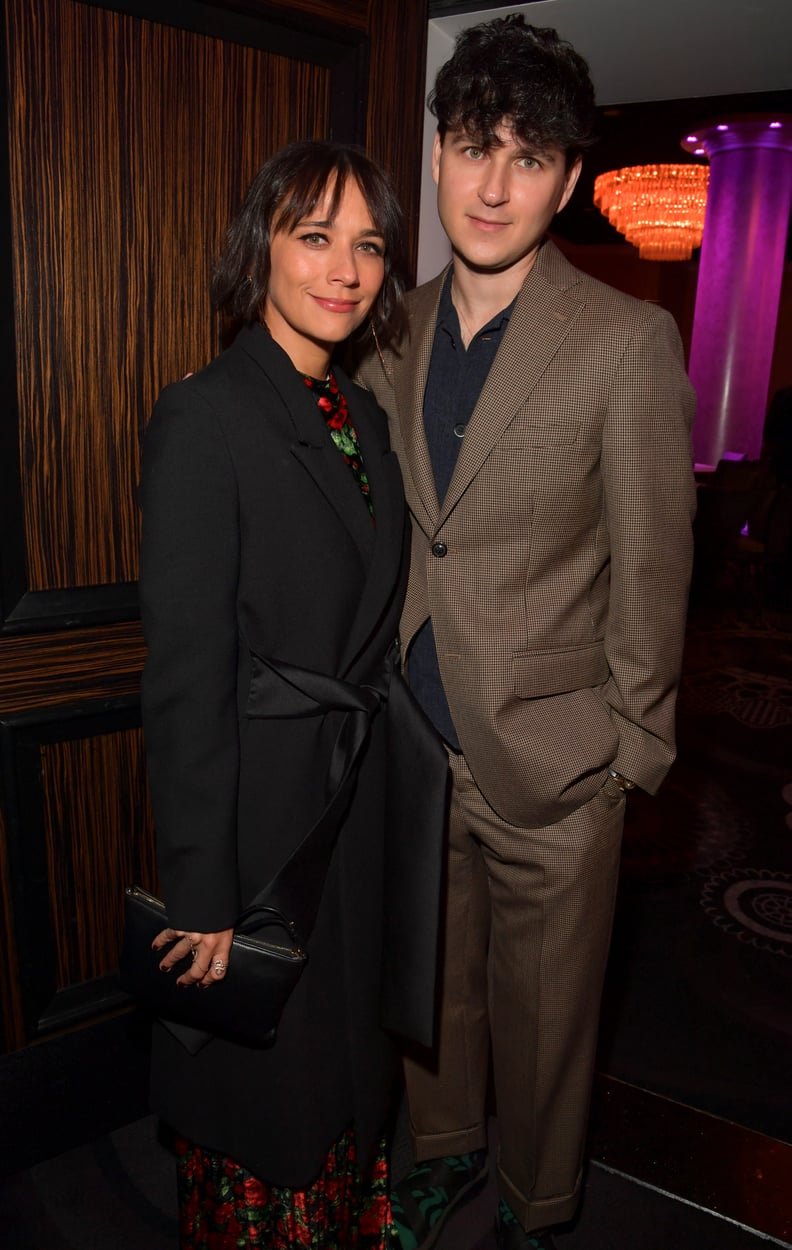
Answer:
[{"left": 429, "top": 15, "right": 598, "bottom": 165}]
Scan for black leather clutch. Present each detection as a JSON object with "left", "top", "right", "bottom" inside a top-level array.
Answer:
[
  {"left": 123, "top": 651, "right": 392, "bottom": 1053},
  {"left": 120, "top": 885, "right": 307, "bottom": 1054}
]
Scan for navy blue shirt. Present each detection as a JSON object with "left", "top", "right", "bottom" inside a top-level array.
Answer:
[{"left": 408, "top": 273, "right": 516, "bottom": 748}]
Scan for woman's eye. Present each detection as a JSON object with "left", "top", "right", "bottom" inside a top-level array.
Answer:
[
  {"left": 299, "top": 232, "right": 328, "bottom": 245},
  {"left": 357, "top": 241, "right": 384, "bottom": 257}
]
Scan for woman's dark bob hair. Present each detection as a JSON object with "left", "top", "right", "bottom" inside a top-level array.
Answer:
[{"left": 211, "top": 140, "right": 407, "bottom": 351}]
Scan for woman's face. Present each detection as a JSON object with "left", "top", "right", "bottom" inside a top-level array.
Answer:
[{"left": 263, "top": 176, "right": 385, "bottom": 377}]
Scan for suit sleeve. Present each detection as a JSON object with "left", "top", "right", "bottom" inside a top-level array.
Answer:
[
  {"left": 139, "top": 383, "right": 242, "bottom": 931},
  {"left": 600, "top": 307, "right": 697, "bottom": 792}
]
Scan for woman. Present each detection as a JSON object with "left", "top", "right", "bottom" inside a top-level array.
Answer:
[{"left": 139, "top": 141, "right": 445, "bottom": 1250}]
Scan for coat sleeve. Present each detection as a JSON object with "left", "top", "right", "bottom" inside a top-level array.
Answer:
[
  {"left": 139, "top": 382, "right": 242, "bottom": 931},
  {"left": 600, "top": 306, "right": 697, "bottom": 793}
]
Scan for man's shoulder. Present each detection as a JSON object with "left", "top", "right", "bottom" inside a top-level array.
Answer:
[
  {"left": 536, "top": 239, "right": 671, "bottom": 329},
  {"left": 405, "top": 269, "right": 448, "bottom": 321}
]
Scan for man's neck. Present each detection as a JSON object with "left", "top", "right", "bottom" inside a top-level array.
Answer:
[{"left": 449, "top": 247, "right": 538, "bottom": 347}]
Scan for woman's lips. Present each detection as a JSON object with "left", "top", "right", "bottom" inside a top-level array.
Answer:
[{"left": 311, "top": 296, "right": 360, "bottom": 312}]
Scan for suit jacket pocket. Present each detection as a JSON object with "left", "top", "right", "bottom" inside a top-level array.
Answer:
[
  {"left": 500, "top": 418, "right": 581, "bottom": 448},
  {"left": 513, "top": 640, "right": 610, "bottom": 698}
]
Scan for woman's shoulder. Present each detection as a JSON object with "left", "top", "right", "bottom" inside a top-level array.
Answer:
[{"left": 149, "top": 328, "right": 279, "bottom": 433}]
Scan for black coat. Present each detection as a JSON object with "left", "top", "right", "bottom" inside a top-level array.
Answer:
[{"left": 139, "top": 324, "right": 444, "bottom": 1185}]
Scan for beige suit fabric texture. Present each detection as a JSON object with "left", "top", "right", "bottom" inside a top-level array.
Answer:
[
  {"left": 357, "top": 237, "right": 696, "bottom": 1228},
  {"left": 358, "top": 239, "right": 697, "bottom": 831}
]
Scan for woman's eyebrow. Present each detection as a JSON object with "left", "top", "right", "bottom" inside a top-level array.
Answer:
[{"left": 295, "top": 218, "right": 384, "bottom": 238}]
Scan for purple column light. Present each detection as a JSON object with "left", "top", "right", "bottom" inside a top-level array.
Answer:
[{"left": 682, "top": 117, "right": 792, "bottom": 466}]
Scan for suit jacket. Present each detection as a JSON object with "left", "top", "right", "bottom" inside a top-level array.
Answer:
[
  {"left": 139, "top": 323, "right": 443, "bottom": 1184},
  {"left": 358, "top": 239, "right": 697, "bottom": 829}
]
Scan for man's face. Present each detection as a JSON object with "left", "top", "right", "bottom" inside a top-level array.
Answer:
[{"left": 432, "top": 123, "right": 581, "bottom": 278}]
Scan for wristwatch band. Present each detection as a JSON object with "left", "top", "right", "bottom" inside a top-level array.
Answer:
[{"left": 607, "top": 767, "right": 636, "bottom": 792}]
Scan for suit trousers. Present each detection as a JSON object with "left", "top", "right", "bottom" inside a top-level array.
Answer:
[{"left": 404, "top": 751, "right": 625, "bottom": 1232}]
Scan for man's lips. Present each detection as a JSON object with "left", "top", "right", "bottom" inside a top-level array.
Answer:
[
  {"left": 311, "top": 295, "right": 360, "bottom": 313},
  {"left": 467, "top": 214, "right": 510, "bottom": 231}
]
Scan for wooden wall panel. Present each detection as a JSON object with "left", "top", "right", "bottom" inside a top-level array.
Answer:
[
  {"left": 42, "top": 727, "right": 155, "bottom": 990},
  {"left": 6, "top": 0, "right": 330, "bottom": 594},
  {"left": 0, "top": 803, "right": 25, "bottom": 1049},
  {"left": 365, "top": 0, "right": 428, "bottom": 267},
  {"left": 0, "top": 622, "right": 145, "bottom": 714},
  {"left": 1, "top": 707, "right": 154, "bottom": 1049}
]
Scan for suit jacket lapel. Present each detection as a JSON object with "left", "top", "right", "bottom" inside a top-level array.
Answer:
[
  {"left": 392, "top": 270, "right": 448, "bottom": 532},
  {"left": 439, "top": 241, "right": 586, "bottom": 525},
  {"left": 336, "top": 368, "right": 406, "bottom": 675}
]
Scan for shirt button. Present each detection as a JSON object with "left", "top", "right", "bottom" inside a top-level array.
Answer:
[
  {"left": 431, "top": 542, "right": 448, "bottom": 558},
  {"left": 453, "top": 423, "right": 466, "bottom": 439}
]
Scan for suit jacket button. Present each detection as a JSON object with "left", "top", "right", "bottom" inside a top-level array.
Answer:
[{"left": 431, "top": 541, "right": 448, "bottom": 558}]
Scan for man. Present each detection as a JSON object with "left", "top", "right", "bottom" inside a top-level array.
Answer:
[{"left": 358, "top": 16, "right": 696, "bottom": 1250}]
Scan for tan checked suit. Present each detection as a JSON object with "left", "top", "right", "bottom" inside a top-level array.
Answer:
[{"left": 359, "top": 238, "right": 696, "bottom": 1229}]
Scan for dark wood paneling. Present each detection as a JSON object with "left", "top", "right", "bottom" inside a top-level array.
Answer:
[
  {"left": 42, "top": 726, "right": 155, "bottom": 990},
  {"left": 365, "top": 0, "right": 428, "bottom": 278},
  {"left": 0, "top": 621, "right": 145, "bottom": 715},
  {"left": 5, "top": 0, "right": 332, "bottom": 601},
  {"left": 0, "top": 801, "right": 25, "bottom": 1050},
  {"left": 1, "top": 703, "right": 154, "bottom": 1050}
]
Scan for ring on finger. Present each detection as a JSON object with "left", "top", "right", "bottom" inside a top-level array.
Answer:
[{"left": 213, "top": 959, "right": 226, "bottom": 976}]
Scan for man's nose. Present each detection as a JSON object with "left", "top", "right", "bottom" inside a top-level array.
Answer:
[{"left": 479, "top": 164, "right": 508, "bottom": 206}]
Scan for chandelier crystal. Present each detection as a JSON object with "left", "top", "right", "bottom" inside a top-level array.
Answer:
[{"left": 593, "top": 163, "right": 709, "bottom": 261}]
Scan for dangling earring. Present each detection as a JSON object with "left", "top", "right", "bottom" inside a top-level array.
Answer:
[{"left": 371, "top": 320, "right": 386, "bottom": 370}]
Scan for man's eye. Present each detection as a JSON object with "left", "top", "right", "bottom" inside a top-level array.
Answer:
[
  {"left": 465, "top": 147, "right": 484, "bottom": 160},
  {"left": 518, "top": 157, "right": 539, "bottom": 169}
]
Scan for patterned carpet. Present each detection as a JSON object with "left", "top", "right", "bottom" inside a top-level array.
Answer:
[{"left": 598, "top": 598, "right": 792, "bottom": 1142}]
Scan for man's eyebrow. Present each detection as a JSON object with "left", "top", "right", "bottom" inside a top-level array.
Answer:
[{"left": 515, "top": 144, "right": 557, "bottom": 161}]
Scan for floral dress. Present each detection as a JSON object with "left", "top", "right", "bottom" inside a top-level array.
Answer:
[
  {"left": 303, "top": 370, "right": 375, "bottom": 518},
  {"left": 174, "top": 370, "right": 389, "bottom": 1250},
  {"left": 176, "top": 1128, "right": 391, "bottom": 1249}
]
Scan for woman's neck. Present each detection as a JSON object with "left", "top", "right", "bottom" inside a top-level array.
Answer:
[{"left": 261, "top": 313, "right": 331, "bottom": 379}]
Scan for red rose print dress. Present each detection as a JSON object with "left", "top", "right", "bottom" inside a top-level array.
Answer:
[
  {"left": 175, "top": 1127, "right": 391, "bottom": 1249},
  {"left": 303, "top": 371, "right": 375, "bottom": 518}
]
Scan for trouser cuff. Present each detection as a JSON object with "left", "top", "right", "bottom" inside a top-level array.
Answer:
[
  {"left": 496, "top": 1159, "right": 582, "bottom": 1232},
  {"left": 412, "top": 1122, "right": 488, "bottom": 1161}
]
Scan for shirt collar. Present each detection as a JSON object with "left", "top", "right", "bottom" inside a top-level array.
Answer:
[{"left": 436, "top": 269, "right": 517, "bottom": 343}]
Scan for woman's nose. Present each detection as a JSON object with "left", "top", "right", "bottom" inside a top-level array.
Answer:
[{"left": 328, "top": 247, "right": 360, "bottom": 285}]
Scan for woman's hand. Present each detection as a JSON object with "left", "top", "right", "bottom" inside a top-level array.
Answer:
[{"left": 152, "top": 926, "right": 234, "bottom": 988}]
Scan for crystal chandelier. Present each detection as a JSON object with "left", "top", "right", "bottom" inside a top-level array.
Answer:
[{"left": 593, "top": 163, "right": 709, "bottom": 261}]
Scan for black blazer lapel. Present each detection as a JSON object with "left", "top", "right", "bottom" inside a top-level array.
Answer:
[
  {"left": 237, "top": 325, "right": 377, "bottom": 566},
  {"left": 336, "top": 371, "right": 406, "bottom": 676}
]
